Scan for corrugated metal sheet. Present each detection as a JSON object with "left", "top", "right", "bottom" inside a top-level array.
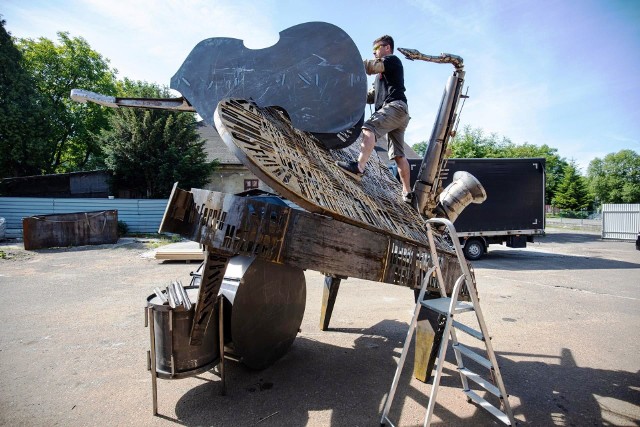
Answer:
[
  {"left": 0, "top": 197, "right": 168, "bottom": 239},
  {"left": 601, "top": 203, "right": 640, "bottom": 240}
]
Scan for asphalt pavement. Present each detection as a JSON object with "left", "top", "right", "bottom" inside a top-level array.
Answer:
[{"left": 0, "top": 228, "right": 638, "bottom": 426}]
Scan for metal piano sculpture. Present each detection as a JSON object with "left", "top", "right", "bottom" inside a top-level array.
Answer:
[{"left": 72, "top": 21, "right": 487, "bottom": 403}]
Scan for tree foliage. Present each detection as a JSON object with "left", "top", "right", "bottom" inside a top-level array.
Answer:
[
  {"left": 14, "top": 31, "right": 117, "bottom": 174},
  {"left": 552, "top": 161, "right": 591, "bottom": 211},
  {"left": 99, "top": 79, "right": 217, "bottom": 198},
  {"left": 413, "top": 126, "right": 568, "bottom": 204},
  {"left": 0, "top": 18, "right": 51, "bottom": 177},
  {"left": 587, "top": 149, "right": 640, "bottom": 204}
]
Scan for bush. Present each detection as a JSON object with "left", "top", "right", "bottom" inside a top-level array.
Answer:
[
  {"left": 117, "top": 220, "right": 129, "bottom": 236},
  {"left": 558, "top": 210, "right": 590, "bottom": 219}
]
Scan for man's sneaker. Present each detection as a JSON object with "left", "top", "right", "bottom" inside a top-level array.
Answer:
[
  {"left": 335, "top": 160, "right": 363, "bottom": 181},
  {"left": 402, "top": 191, "right": 415, "bottom": 204}
]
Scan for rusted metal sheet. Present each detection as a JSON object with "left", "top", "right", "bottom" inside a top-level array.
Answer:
[
  {"left": 22, "top": 210, "right": 118, "bottom": 250},
  {"left": 190, "top": 251, "right": 228, "bottom": 346}
]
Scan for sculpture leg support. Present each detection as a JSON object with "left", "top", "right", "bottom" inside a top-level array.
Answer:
[
  {"left": 319, "top": 275, "right": 343, "bottom": 331},
  {"left": 413, "top": 293, "right": 446, "bottom": 382}
]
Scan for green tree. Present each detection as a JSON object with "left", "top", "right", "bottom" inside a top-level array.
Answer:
[
  {"left": 587, "top": 149, "right": 640, "bottom": 204},
  {"left": 411, "top": 141, "right": 427, "bottom": 157},
  {"left": 449, "top": 126, "right": 509, "bottom": 158},
  {"left": 552, "top": 162, "right": 591, "bottom": 211},
  {"left": 412, "top": 126, "right": 508, "bottom": 158},
  {"left": 16, "top": 32, "right": 117, "bottom": 173},
  {"left": 99, "top": 79, "right": 217, "bottom": 198},
  {"left": 442, "top": 126, "right": 569, "bottom": 204},
  {"left": 0, "top": 18, "right": 51, "bottom": 178}
]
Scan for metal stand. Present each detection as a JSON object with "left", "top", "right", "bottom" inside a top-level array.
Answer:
[
  {"left": 381, "top": 218, "right": 516, "bottom": 426},
  {"left": 145, "top": 296, "right": 226, "bottom": 416}
]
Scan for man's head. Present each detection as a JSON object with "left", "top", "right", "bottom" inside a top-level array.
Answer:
[{"left": 373, "top": 35, "right": 394, "bottom": 59}]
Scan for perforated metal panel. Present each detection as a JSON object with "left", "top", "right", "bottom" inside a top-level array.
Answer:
[{"left": 214, "top": 98, "right": 434, "bottom": 247}]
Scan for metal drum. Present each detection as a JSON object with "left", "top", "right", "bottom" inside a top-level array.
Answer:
[
  {"left": 190, "top": 256, "right": 306, "bottom": 370},
  {"left": 146, "top": 287, "right": 219, "bottom": 379},
  {"left": 221, "top": 256, "right": 306, "bottom": 370}
]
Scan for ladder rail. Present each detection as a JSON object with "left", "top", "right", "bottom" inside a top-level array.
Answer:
[
  {"left": 422, "top": 273, "right": 468, "bottom": 427},
  {"left": 380, "top": 265, "right": 437, "bottom": 425},
  {"left": 425, "top": 231, "right": 470, "bottom": 392},
  {"left": 427, "top": 218, "right": 516, "bottom": 425},
  {"left": 381, "top": 219, "right": 517, "bottom": 426}
]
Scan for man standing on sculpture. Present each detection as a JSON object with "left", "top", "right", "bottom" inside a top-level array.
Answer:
[{"left": 336, "top": 35, "right": 413, "bottom": 203}]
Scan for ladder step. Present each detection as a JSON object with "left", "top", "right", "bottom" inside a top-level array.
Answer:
[
  {"left": 453, "top": 343, "right": 492, "bottom": 369},
  {"left": 464, "top": 389, "right": 512, "bottom": 425},
  {"left": 452, "top": 320, "right": 484, "bottom": 341},
  {"left": 459, "top": 367, "right": 501, "bottom": 397},
  {"left": 421, "top": 297, "right": 474, "bottom": 315},
  {"left": 380, "top": 415, "right": 397, "bottom": 427}
]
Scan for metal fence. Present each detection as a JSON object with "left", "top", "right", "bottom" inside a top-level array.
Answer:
[
  {"left": 601, "top": 203, "right": 640, "bottom": 240},
  {"left": 545, "top": 217, "right": 601, "bottom": 232},
  {"left": 0, "top": 197, "right": 168, "bottom": 239}
]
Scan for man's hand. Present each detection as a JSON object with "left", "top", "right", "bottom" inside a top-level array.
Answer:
[{"left": 366, "top": 86, "right": 375, "bottom": 104}]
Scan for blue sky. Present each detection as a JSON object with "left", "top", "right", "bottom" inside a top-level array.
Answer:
[{"left": 3, "top": 0, "right": 639, "bottom": 172}]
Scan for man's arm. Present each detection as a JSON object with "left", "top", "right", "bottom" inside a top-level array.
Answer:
[{"left": 363, "top": 59, "right": 384, "bottom": 75}]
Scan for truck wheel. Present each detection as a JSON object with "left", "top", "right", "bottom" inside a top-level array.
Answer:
[{"left": 463, "top": 238, "right": 484, "bottom": 260}]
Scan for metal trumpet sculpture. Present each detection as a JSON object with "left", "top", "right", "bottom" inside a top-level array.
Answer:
[{"left": 72, "top": 21, "right": 486, "bottom": 397}]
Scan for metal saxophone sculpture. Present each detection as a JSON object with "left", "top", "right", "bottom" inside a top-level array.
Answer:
[{"left": 397, "top": 48, "right": 486, "bottom": 221}]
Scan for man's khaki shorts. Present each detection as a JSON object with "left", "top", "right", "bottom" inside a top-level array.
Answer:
[{"left": 362, "top": 100, "right": 410, "bottom": 159}]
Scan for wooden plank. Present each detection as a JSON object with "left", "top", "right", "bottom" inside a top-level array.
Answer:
[{"left": 155, "top": 242, "right": 204, "bottom": 261}]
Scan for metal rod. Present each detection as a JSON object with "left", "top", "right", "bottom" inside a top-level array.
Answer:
[
  {"left": 218, "top": 295, "right": 226, "bottom": 396},
  {"left": 147, "top": 307, "right": 158, "bottom": 416},
  {"left": 380, "top": 266, "right": 436, "bottom": 424},
  {"left": 169, "top": 310, "right": 175, "bottom": 377}
]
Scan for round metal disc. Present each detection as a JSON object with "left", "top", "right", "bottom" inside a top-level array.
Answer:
[{"left": 229, "top": 259, "right": 306, "bottom": 370}]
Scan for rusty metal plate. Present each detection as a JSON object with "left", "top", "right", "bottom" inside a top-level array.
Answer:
[
  {"left": 214, "top": 98, "right": 434, "bottom": 246},
  {"left": 189, "top": 251, "right": 228, "bottom": 345},
  {"left": 171, "top": 22, "right": 366, "bottom": 136}
]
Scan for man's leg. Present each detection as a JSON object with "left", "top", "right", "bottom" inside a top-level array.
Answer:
[
  {"left": 357, "top": 128, "right": 376, "bottom": 173},
  {"left": 395, "top": 155, "right": 412, "bottom": 194}
]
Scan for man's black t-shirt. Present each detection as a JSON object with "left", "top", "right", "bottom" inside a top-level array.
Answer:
[{"left": 374, "top": 54, "right": 407, "bottom": 111}]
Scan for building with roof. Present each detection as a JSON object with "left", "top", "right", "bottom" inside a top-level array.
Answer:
[{"left": 198, "top": 122, "right": 273, "bottom": 194}]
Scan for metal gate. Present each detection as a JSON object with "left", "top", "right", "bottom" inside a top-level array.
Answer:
[{"left": 601, "top": 204, "right": 640, "bottom": 240}]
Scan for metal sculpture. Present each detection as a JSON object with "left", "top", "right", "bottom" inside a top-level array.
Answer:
[{"left": 71, "top": 22, "right": 484, "bottom": 385}]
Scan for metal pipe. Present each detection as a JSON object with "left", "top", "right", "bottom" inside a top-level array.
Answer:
[{"left": 147, "top": 307, "right": 158, "bottom": 415}]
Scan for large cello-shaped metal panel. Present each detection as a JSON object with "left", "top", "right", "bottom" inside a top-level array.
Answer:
[{"left": 171, "top": 22, "right": 367, "bottom": 136}]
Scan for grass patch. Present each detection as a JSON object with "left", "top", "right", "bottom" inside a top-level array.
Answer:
[{"left": 136, "top": 234, "right": 183, "bottom": 249}]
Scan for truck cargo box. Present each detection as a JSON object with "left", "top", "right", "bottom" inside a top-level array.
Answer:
[
  {"left": 400, "top": 157, "right": 546, "bottom": 259},
  {"left": 438, "top": 158, "right": 546, "bottom": 233}
]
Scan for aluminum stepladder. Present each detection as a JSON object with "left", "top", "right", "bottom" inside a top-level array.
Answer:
[{"left": 380, "top": 218, "right": 516, "bottom": 426}]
